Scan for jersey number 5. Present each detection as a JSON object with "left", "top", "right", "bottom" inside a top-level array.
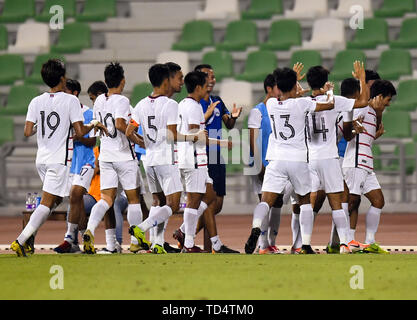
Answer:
[
  {"left": 147, "top": 116, "right": 157, "bottom": 143},
  {"left": 40, "top": 111, "right": 60, "bottom": 139}
]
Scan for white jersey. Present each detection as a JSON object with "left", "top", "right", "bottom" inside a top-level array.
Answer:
[
  {"left": 343, "top": 106, "right": 377, "bottom": 172},
  {"left": 26, "top": 92, "right": 84, "bottom": 165},
  {"left": 265, "top": 97, "right": 317, "bottom": 162},
  {"left": 306, "top": 95, "right": 355, "bottom": 160},
  {"left": 132, "top": 95, "right": 178, "bottom": 166},
  {"left": 93, "top": 93, "right": 136, "bottom": 162},
  {"left": 177, "top": 97, "right": 207, "bottom": 169}
]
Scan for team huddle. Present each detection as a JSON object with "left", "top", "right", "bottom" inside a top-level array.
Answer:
[{"left": 10, "top": 56, "right": 396, "bottom": 256}]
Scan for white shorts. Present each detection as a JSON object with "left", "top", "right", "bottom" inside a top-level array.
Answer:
[
  {"left": 181, "top": 167, "right": 213, "bottom": 194},
  {"left": 309, "top": 158, "right": 344, "bottom": 193},
  {"left": 146, "top": 164, "right": 183, "bottom": 196},
  {"left": 36, "top": 163, "right": 71, "bottom": 198},
  {"left": 343, "top": 167, "right": 381, "bottom": 195},
  {"left": 262, "top": 160, "right": 311, "bottom": 196},
  {"left": 72, "top": 165, "right": 95, "bottom": 191},
  {"left": 252, "top": 175, "right": 298, "bottom": 204},
  {"left": 100, "top": 160, "right": 140, "bottom": 191}
]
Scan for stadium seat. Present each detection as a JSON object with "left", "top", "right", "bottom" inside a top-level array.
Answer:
[
  {"left": 8, "top": 22, "right": 50, "bottom": 54},
  {"left": 130, "top": 82, "right": 153, "bottom": 107},
  {"left": 389, "top": 142, "right": 416, "bottom": 175},
  {"left": 303, "top": 18, "right": 345, "bottom": 50},
  {"left": 50, "top": 22, "right": 91, "bottom": 53},
  {"left": 373, "top": 144, "right": 382, "bottom": 171},
  {"left": 0, "top": 85, "right": 40, "bottom": 116},
  {"left": 235, "top": 50, "right": 277, "bottom": 82},
  {"left": 0, "top": 54, "right": 25, "bottom": 85},
  {"left": 25, "top": 53, "right": 66, "bottom": 85},
  {"left": 329, "top": 0, "right": 372, "bottom": 18},
  {"left": 171, "top": 21, "right": 214, "bottom": 52},
  {"left": 156, "top": 51, "right": 190, "bottom": 75},
  {"left": 219, "top": 80, "right": 253, "bottom": 113},
  {"left": 260, "top": 20, "right": 301, "bottom": 51},
  {"left": 290, "top": 50, "right": 322, "bottom": 74},
  {"left": 242, "top": 0, "right": 283, "bottom": 20},
  {"left": 173, "top": 85, "right": 188, "bottom": 103},
  {"left": 76, "top": 0, "right": 116, "bottom": 22},
  {"left": 0, "top": 25, "right": 8, "bottom": 51},
  {"left": 0, "top": 116, "right": 14, "bottom": 146},
  {"left": 329, "top": 50, "right": 366, "bottom": 81},
  {"left": 389, "top": 80, "right": 417, "bottom": 112},
  {"left": 374, "top": 0, "right": 415, "bottom": 18},
  {"left": 347, "top": 18, "right": 388, "bottom": 49},
  {"left": 202, "top": 51, "right": 234, "bottom": 82},
  {"left": 382, "top": 111, "right": 411, "bottom": 139},
  {"left": 285, "top": 0, "right": 327, "bottom": 19},
  {"left": 216, "top": 20, "right": 258, "bottom": 51},
  {"left": 0, "top": 0, "right": 35, "bottom": 23},
  {"left": 390, "top": 18, "right": 417, "bottom": 49},
  {"left": 36, "top": 0, "right": 76, "bottom": 22},
  {"left": 377, "top": 49, "right": 412, "bottom": 80},
  {"left": 196, "top": 0, "right": 240, "bottom": 20}
]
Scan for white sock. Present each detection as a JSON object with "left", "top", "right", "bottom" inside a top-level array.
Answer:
[
  {"left": 268, "top": 207, "right": 281, "bottom": 246},
  {"left": 332, "top": 209, "right": 348, "bottom": 245},
  {"left": 105, "top": 228, "right": 117, "bottom": 251},
  {"left": 365, "top": 206, "right": 381, "bottom": 244},
  {"left": 349, "top": 228, "right": 356, "bottom": 242},
  {"left": 184, "top": 208, "right": 199, "bottom": 248},
  {"left": 127, "top": 203, "right": 143, "bottom": 245},
  {"left": 342, "top": 202, "right": 350, "bottom": 226},
  {"left": 147, "top": 207, "right": 158, "bottom": 244},
  {"left": 154, "top": 222, "right": 165, "bottom": 246},
  {"left": 252, "top": 202, "right": 270, "bottom": 229},
  {"left": 329, "top": 221, "right": 339, "bottom": 246},
  {"left": 179, "top": 202, "right": 206, "bottom": 233},
  {"left": 86, "top": 199, "right": 110, "bottom": 237},
  {"left": 17, "top": 204, "right": 50, "bottom": 245},
  {"left": 300, "top": 204, "right": 314, "bottom": 246},
  {"left": 64, "top": 222, "right": 78, "bottom": 244},
  {"left": 291, "top": 212, "right": 300, "bottom": 248},
  {"left": 139, "top": 205, "right": 173, "bottom": 232},
  {"left": 210, "top": 235, "right": 222, "bottom": 251},
  {"left": 259, "top": 212, "right": 269, "bottom": 250}
]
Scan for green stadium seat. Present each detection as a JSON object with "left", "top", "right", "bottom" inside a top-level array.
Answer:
[
  {"left": 25, "top": 54, "right": 66, "bottom": 85},
  {"left": 242, "top": 0, "right": 283, "bottom": 20},
  {"left": 0, "top": 85, "right": 40, "bottom": 116},
  {"left": 260, "top": 20, "right": 301, "bottom": 51},
  {"left": 202, "top": 51, "right": 233, "bottom": 82},
  {"left": 374, "top": 0, "right": 415, "bottom": 18},
  {"left": 0, "top": 54, "right": 25, "bottom": 85},
  {"left": 389, "top": 142, "right": 416, "bottom": 175},
  {"left": 372, "top": 144, "right": 382, "bottom": 171},
  {"left": 382, "top": 111, "right": 411, "bottom": 139},
  {"left": 0, "top": 25, "right": 8, "bottom": 51},
  {"left": 235, "top": 50, "right": 277, "bottom": 82},
  {"left": 36, "top": 0, "right": 76, "bottom": 22},
  {"left": 216, "top": 20, "right": 258, "bottom": 51},
  {"left": 333, "top": 82, "right": 341, "bottom": 96},
  {"left": 389, "top": 80, "right": 417, "bottom": 112},
  {"left": 329, "top": 50, "right": 366, "bottom": 81},
  {"left": 76, "top": 0, "right": 116, "bottom": 22},
  {"left": 173, "top": 85, "right": 188, "bottom": 103},
  {"left": 50, "top": 22, "right": 91, "bottom": 53},
  {"left": 0, "top": 0, "right": 35, "bottom": 23},
  {"left": 347, "top": 18, "right": 388, "bottom": 49},
  {"left": 130, "top": 82, "right": 153, "bottom": 107},
  {"left": 377, "top": 49, "right": 412, "bottom": 80},
  {"left": 290, "top": 50, "right": 322, "bottom": 74},
  {"left": 172, "top": 20, "right": 214, "bottom": 52},
  {"left": 0, "top": 116, "right": 14, "bottom": 146},
  {"left": 390, "top": 18, "right": 417, "bottom": 49}
]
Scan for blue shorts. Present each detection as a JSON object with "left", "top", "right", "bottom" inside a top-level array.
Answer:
[{"left": 208, "top": 163, "right": 226, "bottom": 197}]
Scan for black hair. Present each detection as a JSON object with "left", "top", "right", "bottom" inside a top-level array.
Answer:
[
  {"left": 87, "top": 81, "right": 108, "bottom": 96},
  {"left": 41, "top": 59, "right": 66, "bottom": 88},
  {"left": 273, "top": 68, "right": 297, "bottom": 93},
  {"left": 306, "top": 66, "right": 330, "bottom": 90},
  {"left": 104, "top": 62, "right": 124, "bottom": 89},
  {"left": 184, "top": 71, "right": 207, "bottom": 94},
  {"left": 365, "top": 70, "right": 381, "bottom": 83},
  {"left": 165, "top": 62, "right": 182, "bottom": 78},
  {"left": 66, "top": 79, "right": 81, "bottom": 96},
  {"left": 341, "top": 78, "right": 360, "bottom": 98},
  {"left": 194, "top": 64, "right": 213, "bottom": 72},
  {"left": 148, "top": 64, "right": 170, "bottom": 88},
  {"left": 263, "top": 73, "right": 276, "bottom": 94},
  {"left": 370, "top": 79, "right": 397, "bottom": 99}
]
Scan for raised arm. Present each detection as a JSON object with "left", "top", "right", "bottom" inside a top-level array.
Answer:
[{"left": 352, "top": 61, "right": 370, "bottom": 109}]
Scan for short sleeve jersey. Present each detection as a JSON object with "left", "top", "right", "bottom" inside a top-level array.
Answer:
[
  {"left": 248, "top": 102, "right": 271, "bottom": 168},
  {"left": 26, "top": 92, "right": 84, "bottom": 165}
]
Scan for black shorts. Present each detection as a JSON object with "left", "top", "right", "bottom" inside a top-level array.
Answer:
[{"left": 208, "top": 163, "right": 226, "bottom": 197}]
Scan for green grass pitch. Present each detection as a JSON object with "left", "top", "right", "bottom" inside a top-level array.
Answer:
[{"left": 1, "top": 254, "right": 416, "bottom": 300}]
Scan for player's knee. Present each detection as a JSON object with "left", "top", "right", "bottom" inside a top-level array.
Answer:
[
  {"left": 101, "top": 194, "right": 114, "bottom": 207},
  {"left": 372, "top": 196, "right": 385, "bottom": 209},
  {"left": 70, "top": 188, "right": 84, "bottom": 204},
  {"left": 348, "top": 197, "right": 360, "bottom": 212}
]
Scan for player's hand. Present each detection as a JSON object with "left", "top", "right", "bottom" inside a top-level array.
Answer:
[
  {"left": 369, "top": 94, "right": 385, "bottom": 114},
  {"left": 206, "top": 100, "right": 220, "bottom": 118},
  {"left": 352, "top": 116, "right": 367, "bottom": 134},
  {"left": 231, "top": 103, "right": 242, "bottom": 119},
  {"left": 293, "top": 62, "right": 306, "bottom": 81},
  {"left": 296, "top": 82, "right": 310, "bottom": 97},
  {"left": 352, "top": 61, "right": 365, "bottom": 81},
  {"left": 95, "top": 122, "right": 109, "bottom": 137},
  {"left": 195, "top": 129, "right": 208, "bottom": 143},
  {"left": 375, "top": 123, "right": 385, "bottom": 140}
]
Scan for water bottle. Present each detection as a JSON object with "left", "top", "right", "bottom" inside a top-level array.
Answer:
[
  {"left": 34, "top": 192, "right": 41, "bottom": 208},
  {"left": 25, "top": 193, "right": 33, "bottom": 211}
]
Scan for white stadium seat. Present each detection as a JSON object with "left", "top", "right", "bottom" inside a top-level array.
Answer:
[
  {"left": 8, "top": 22, "right": 49, "bottom": 54},
  {"left": 219, "top": 80, "right": 253, "bottom": 115},
  {"left": 302, "top": 18, "right": 346, "bottom": 50},
  {"left": 156, "top": 51, "right": 190, "bottom": 75},
  {"left": 285, "top": 0, "right": 328, "bottom": 19},
  {"left": 329, "top": 0, "right": 373, "bottom": 19},
  {"left": 196, "top": 0, "right": 240, "bottom": 20}
]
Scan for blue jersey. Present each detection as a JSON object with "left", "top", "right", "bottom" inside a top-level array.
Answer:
[
  {"left": 134, "top": 125, "right": 146, "bottom": 160},
  {"left": 70, "top": 107, "right": 95, "bottom": 174},
  {"left": 250, "top": 102, "right": 272, "bottom": 168}
]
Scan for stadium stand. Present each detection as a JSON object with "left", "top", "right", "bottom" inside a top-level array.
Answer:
[
  {"left": 235, "top": 50, "right": 277, "bottom": 82},
  {"left": 377, "top": 49, "right": 412, "bottom": 80},
  {"left": 50, "top": 22, "right": 91, "bottom": 54},
  {"left": 241, "top": 0, "right": 283, "bottom": 20},
  {"left": 36, "top": 0, "right": 76, "bottom": 22},
  {"left": 25, "top": 54, "right": 66, "bottom": 85},
  {"left": 374, "top": 0, "right": 415, "bottom": 18},
  {"left": 201, "top": 50, "right": 234, "bottom": 82},
  {"left": 290, "top": 50, "right": 322, "bottom": 75},
  {"left": 390, "top": 80, "right": 417, "bottom": 112},
  {"left": 0, "top": 85, "right": 39, "bottom": 116},
  {"left": 382, "top": 111, "right": 412, "bottom": 139},
  {"left": 8, "top": 22, "right": 50, "bottom": 54},
  {"left": 0, "top": 25, "right": 8, "bottom": 51},
  {"left": 172, "top": 20, "right": 214, "bottom": 51},
  {"left": 347, "top": 18, "right": 389, "bottom": 49},
  {"left": 390, "top": 18, "right": 417, "bottom": 49},
  {"left": 196, "top": 0, "right": 240, "bottom": 21},
  {"left": 302, "top": 18, "right": 345, "bottom": 50},
  {"left": 285, "top": 0, "right": 328, "bottom": 19},
  {"left": 0, "top": 0, "right": 35, "bottom": 23},
  {"left": 130, "top": 82, "right": 153, "bottom": 106},
  {"left": 156, "top": 51, "right": 190, "bottom": 74},
  {"left": 260, "top": 20, "right": 301, "bottom": 51},
  {"left": 329, "top": 0, "right": 373, "bottom": 18},
  {"left": 0, "top": 116, "right": 14, "bottom": 146},
  {"left": 0, "top": 54, "right": 25, "bottom": 85},
  {"left": 329, "top": 50, "right": 367, "bottom": 81},
  {"left": 76, "top": 0, "right": 116, "bottom": 22},
  {"left": 219, "top": 80, "right": 253, "bottom": 114},
  {"left": 216, "top": 20, "right": 258, "bottom": 51}
]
